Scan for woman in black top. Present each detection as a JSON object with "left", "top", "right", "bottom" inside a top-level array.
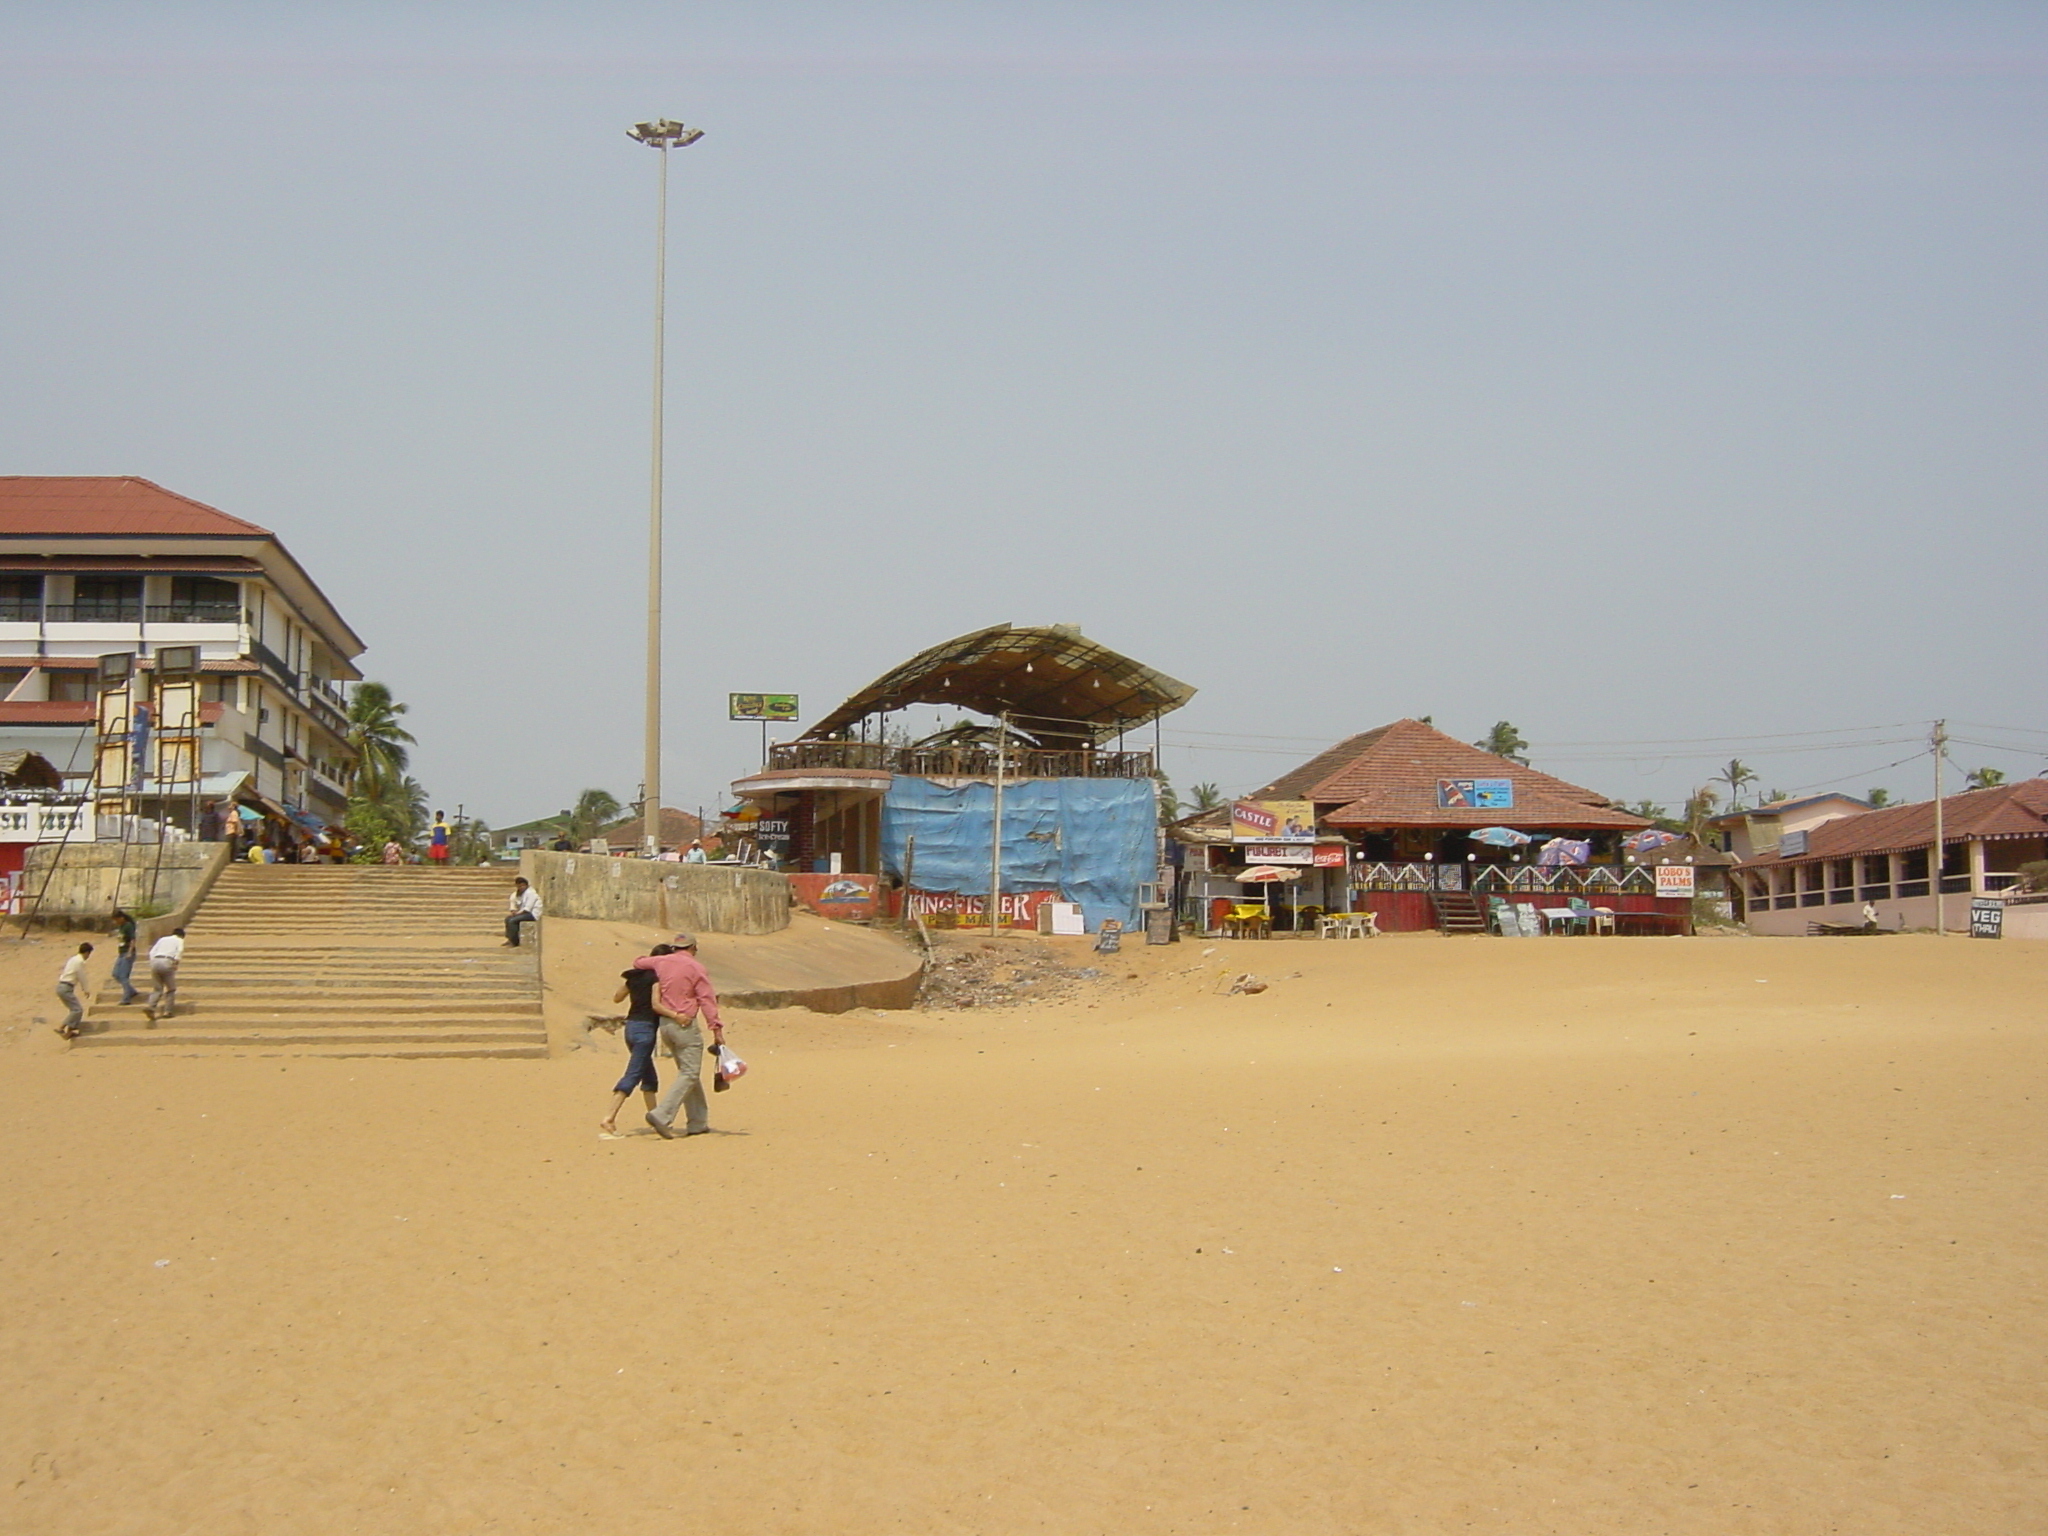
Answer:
[{"left": 600, "top": 943, "right": 679, "bottom": 1136}]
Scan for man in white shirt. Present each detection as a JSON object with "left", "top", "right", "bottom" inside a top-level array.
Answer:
[
  {"left": 503, "top": 878, "right": 542, "bottom": 946},
  {"left": 55, "top": 941, "right": 93, "bottom": 1038},
  {"left": 145, "top": 928, "right": 186, "bottom": 1023}
]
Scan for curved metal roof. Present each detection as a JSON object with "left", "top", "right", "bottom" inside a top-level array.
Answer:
[{"left": 802, "top": 624, "right": 1196, "bottom": 748}]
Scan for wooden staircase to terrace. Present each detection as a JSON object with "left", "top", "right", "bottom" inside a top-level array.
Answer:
[
  {"left": 75, "top": 864, "right": 547, "bottom": 1059},
  {"left": 1429, "top": 889, "right": 1488, "bottom": 935}
]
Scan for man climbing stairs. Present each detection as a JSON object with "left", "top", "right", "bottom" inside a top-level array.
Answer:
[{"left": 76, "top": 863, "right": 546, "bottom": 1059}]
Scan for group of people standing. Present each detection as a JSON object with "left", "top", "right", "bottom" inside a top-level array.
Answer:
[{"left": 52, "top": 911, "right": 187, "bottom": 1038}]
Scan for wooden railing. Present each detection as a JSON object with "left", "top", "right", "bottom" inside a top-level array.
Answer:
[{"left": 767, "top": 740, "right": 1154, "bottom": 780}]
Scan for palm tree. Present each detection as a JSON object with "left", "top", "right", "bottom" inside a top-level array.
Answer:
[
  {"left": 1476, "top": 721, "right": 1530, "bottom": 765},
  {"left": 1965, "top": 766, "right": 2007, "bottom": 791},
  {"left": 1715, "top": 758, "right": 1758, "bottom": 811},
  {"left": 1682, "top": 784, "right": 1721, "bottom": 846},
  {"left": 1188, "top": 782, "right": 1226, "bottom": 815},
  {"left": 1153, "top": 774, "right": 1181, "bottom": 826},
  {"left": 346, "top": 682, "right": 415, "bottom": 797},
  {"left": 568, "top": 787, "right": 623, "bottom": 843}
]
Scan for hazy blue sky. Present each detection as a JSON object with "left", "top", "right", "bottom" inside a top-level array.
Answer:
[{"left": 5, "top": 2, "right": 2044, "bottom": 825}]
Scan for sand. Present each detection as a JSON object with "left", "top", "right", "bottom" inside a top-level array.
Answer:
[{"left": 0, "top": 926, "right": 2043, "bottom": 1533}]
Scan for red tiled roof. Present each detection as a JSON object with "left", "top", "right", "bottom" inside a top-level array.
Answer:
[
  {"left": 0, "top": 477, "right": 272, "bottom": 538},
  {"left": 1743, "top": 779, "right": 2048, "bottom": 864},
  {"left": 1253, "top": 718, "right": 1651, "bottom": 831},
  {"left": 597, "top": 807, "right": 709, "bottom": 849},
  {"left": 0, "top": 700, "right": 225, "bottom": 725}
]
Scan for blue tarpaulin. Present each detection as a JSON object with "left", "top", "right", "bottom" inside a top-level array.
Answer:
[{"left": 880, "top": 776, "right": 1156, "bottom": 932}]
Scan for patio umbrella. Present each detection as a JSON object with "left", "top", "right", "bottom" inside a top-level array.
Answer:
[
  {"left": 1623, "top": 828, "right": 1680, "bottom": 854},
  {"left": 1237, "top": 865, "right": 1304, "bottom": 882},
  {"left": 1537, "top": 837, "right": 1592, "bottom": 868},
  {"left": 1468, "top": 826, "right": 1533, "bottom": 847}
]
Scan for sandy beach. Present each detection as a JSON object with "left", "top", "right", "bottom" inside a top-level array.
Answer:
[{"left": 1, "top": 928, "right": 2043, "bottom": 1533}]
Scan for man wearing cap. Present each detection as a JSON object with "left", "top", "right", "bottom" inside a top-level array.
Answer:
[{"left": 635, "top": 932, "right": 727, "bottom": 1139}]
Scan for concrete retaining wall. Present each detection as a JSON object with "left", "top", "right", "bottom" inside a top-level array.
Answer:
[
  {"left": 22, "top": 841, "right": 233, "bottom": 941},
  {"left": 522, "top": 851, "right": 792, "bottom": 936}
]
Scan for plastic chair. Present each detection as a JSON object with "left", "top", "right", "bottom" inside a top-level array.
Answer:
[{"left": 1567, "top": 896, "right": 1615, "bottom": 935}]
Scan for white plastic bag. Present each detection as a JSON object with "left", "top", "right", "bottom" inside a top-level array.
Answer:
[{"left": 714, "top": 1044, "right": 748, "bottom": 1081}]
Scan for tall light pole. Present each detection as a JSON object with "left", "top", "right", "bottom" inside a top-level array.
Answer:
[{"left": 627, "top": 117, "right": 705, "bottom": 857}]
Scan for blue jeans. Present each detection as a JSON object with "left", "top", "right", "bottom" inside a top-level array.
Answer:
[
  {"left": 612, "top": 1020, "right": 660, "bottom": 1094},
  {"left": 112, "top": 949, "right": 138, "bottom": 1002}
]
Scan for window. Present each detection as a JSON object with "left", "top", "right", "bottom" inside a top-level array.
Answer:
[
  {"left": 162, "top": 577, "right": 238, "bottom": 622},
  {"left": 0, "top": 575, "right": 39, "bottom": 621},
  {"left": 69, "top": 577, "right": 142, "bottom": 621},
  {"left": 1860, "top": 854, "right": 1891, "bottom": 901}
]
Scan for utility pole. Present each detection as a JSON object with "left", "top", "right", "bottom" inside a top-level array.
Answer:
[
  {"left": 1931, "top": 719, "right": 1948, "bottom": 936},
  {"left": 988, "top": 713, "right": 1008, "bottom": 935}
]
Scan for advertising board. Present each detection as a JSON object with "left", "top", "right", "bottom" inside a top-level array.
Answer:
[
  {"left": 1436, "top": 778, "right": 1515, "bottom": 810},
  {"left": 1231, "top": 799, "right": 1316, "bottom": 842},
  {"left": 729, "top": 693, "right": 800, "bottom": 721}
]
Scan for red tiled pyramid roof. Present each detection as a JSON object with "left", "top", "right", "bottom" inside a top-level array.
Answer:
[
  {"left": 0, "top": 477, "right": 272, "bottom": 538},
  {"left": 1254, "top": 718, "right": 1652, "bottom": 831}
]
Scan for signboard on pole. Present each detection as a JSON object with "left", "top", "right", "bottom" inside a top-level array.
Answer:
[
  {"left": 1654, "top": 864, "right": 1697, "bottom": 898},
  {"left": 1969, "top": 898, "right": 2004, "bottom": 938},
  {"left": 1231, "top": 800, "right": 1315, "bottom": 842},
  {"left": 729, "top": 694, "right": 799, "bottom": 722}
]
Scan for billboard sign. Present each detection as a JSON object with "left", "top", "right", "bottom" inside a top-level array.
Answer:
[
  {"left": 729, "top": 693, "right": 799, "bottom": 722},
  {"left": 1231, "top": 799, "right": 1316, "bottom": 842},
  {"left": 1437, "top": 778, "right": 1515, "bottom": 810}
]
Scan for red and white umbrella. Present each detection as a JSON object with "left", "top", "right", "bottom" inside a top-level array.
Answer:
[{"left": 1237, "top": 865, "right": 1305, "bottom": 883}]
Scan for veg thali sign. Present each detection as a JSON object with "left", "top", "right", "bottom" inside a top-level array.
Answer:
[
  {"left": 1437, "top": 778, "right": 1514, "bottom": 810},
  {"left": 729, "top": 693, "right": 799, "bottom": 721},
  {"left": 1231, "top": 800, "right": 1316, "bottom": 843}
]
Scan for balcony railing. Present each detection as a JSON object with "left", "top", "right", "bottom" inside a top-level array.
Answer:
[
  {"left": 0, "top": 600, "right": 40, "bottom": 622},
  {"left": 43, "top": 603, "right": 143, "bottom": 623},
  {"left": 766, "top": 739, "right": 1155, "bottom": 780},
  {"left": 249, "top": 638, "right": 300, "bottom": 691},
  {"left": 146, "top": 603, "right": 241, "bottom": 624}
]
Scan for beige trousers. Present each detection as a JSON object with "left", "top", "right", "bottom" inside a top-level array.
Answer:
[{"left": 651, "top": 1019, "right": 707, "bottom": 1134}]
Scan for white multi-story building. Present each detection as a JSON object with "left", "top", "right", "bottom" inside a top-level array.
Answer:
[{"left": 0, "top": 476, "right": 366, "bottom": 830}]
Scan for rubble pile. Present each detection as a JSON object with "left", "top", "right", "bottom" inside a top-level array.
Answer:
[{"left": 920, "top": 937, "right": 1114, "bottom": 1010}]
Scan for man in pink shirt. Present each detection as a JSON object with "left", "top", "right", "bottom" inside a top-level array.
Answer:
[{"left": 635, "top": 932, "right": 727, "bottom": 1139}]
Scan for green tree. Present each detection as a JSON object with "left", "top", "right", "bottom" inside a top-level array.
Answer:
[
  {"left": 1475, "top": 721, "right": 1530, "bottom": 765},
  {"left": 1153, "top": 774, "right": 1181, "bottom": 826},
  {"left": 1188, "top": 782, "right": 1226, "bottom": 815},
  {"left": 1715, "top": 758, "right": 1758, "bottom": 811},
  {"left": 1867, "top": 788, "right": 1892, "bottom": 808},
  {"left": 568, "top": 787, "right": 623, "bottom": 843},
  {"left": 1965, "top": 766, "right": 2007, "bottom": 790},
  {"left": 346, "top": 682, "right": 416, "bottom": 798},
  {"left": 1682, "top": 784, "right": 1721, "bottom": 846},
  {"left": 1627, "top": 799, "right": 1682, "bottom": 832},
  {"left": 345, "top": 774, "right": 429, "bottom": 858}
]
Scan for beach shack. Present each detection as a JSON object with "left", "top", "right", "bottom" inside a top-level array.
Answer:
[
  {"left": 1172, "top": 719, "right": 1672, "bottom": 934},
  {"left": 729, "top": 623, "right": 1194, "bottom": 933}
]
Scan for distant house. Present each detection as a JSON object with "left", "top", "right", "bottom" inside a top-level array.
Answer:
[
  {"left": 1706, "top": 792, "right": 1872, "bottom": 861},
  {"left": 1732, "top": 779, "right": 2048, "bottom": 934}
]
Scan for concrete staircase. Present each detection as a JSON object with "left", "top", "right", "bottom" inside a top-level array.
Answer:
[{"left": 76, "top": 864, "right": 547, "bottom": 1059}]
